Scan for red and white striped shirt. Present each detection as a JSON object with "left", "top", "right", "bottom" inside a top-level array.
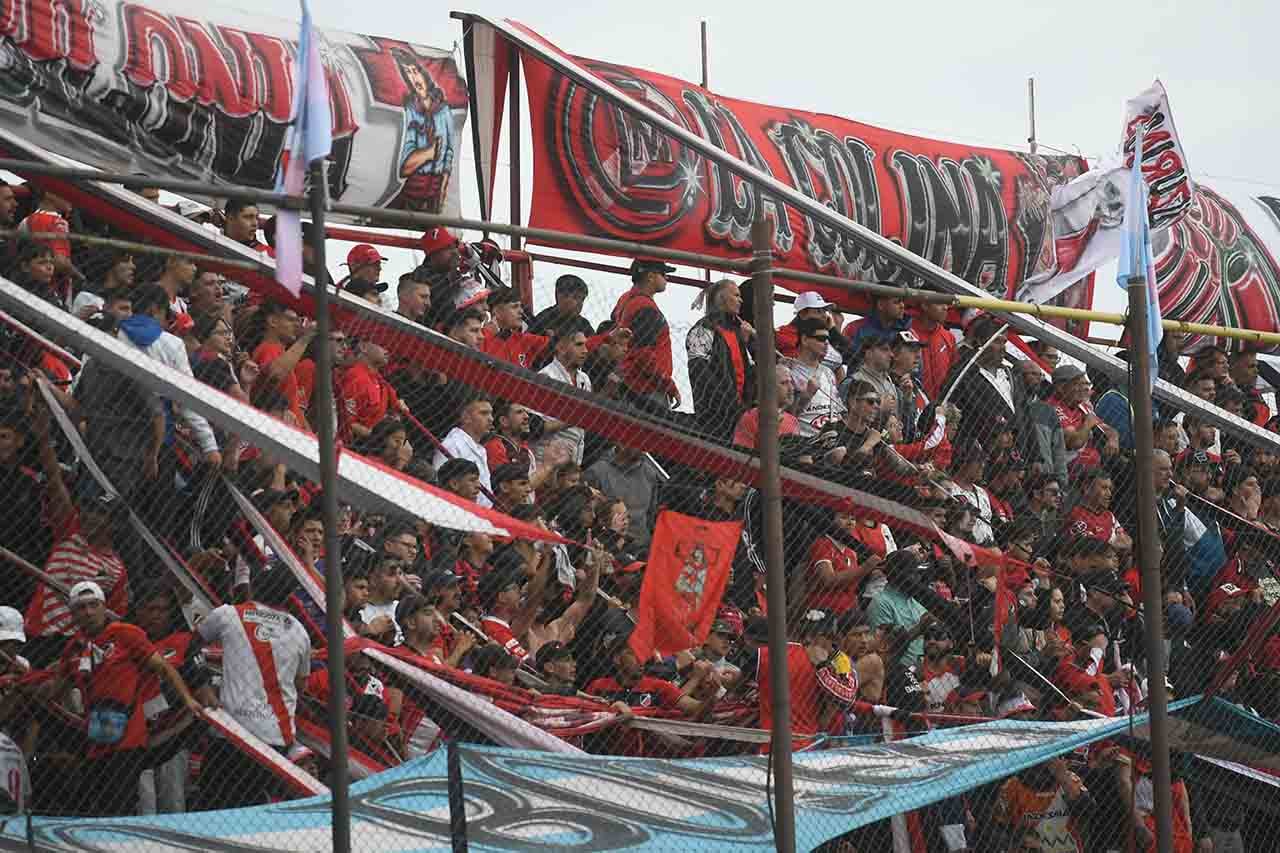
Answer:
[
  {"left": 198, "top": 602, "right": 311, "bottom": 747},
  {"left": 480, "top": 615, "right": 528, "bottom": 661},
  {"left": 26, "top": 532, "right": 128, "bottom": 638}
]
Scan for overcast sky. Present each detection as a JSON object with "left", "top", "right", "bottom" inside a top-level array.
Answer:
[{"left": 242, "top": 0, "right": 1274, "bottom": 390}]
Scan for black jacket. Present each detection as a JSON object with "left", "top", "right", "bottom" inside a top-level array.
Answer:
[{"left": 685, "top": 312, "right": 754, "bottom": 443}]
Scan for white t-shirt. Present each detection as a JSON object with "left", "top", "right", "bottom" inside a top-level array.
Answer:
[
  {"left": 198, "top": 602, "right": 311, "bottom": 747},
  {"left": 0, "top": 732, "right": 29, "bottom": 812},
  {"left": 788, "top": 361, "right": 846, "bottom": 437},
  {"left": 533, "top": 359, "right": 593, "bottom": 463},
  {"left": 359, "top": 600, "right": 402, "bottom": 646},
  {"left": 433, "top": 428, "right": 493, "bottom": 508}
]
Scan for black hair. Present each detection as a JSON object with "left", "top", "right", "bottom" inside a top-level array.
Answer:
[
  {"left": 795, "top": 317, "right": 828, "bottom": 339},
  {"left": 131, "top": 283, "right": 171, "bottom": 317},
  {"left": 223, "top": 198, "right": 257, "bottom": 220}
]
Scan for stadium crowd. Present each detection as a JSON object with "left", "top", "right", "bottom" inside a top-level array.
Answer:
[{"left": 0, "top": 176, "right": 1274, "bottom": 851}]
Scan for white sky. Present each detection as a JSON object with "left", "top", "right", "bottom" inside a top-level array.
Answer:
[{"left": 240, "top": 0, "right": 1276, "bottom": 395}]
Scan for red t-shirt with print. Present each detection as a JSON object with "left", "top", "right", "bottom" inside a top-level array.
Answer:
[{"left": 61, "top": 621, "right": 156, "bottom": 756}]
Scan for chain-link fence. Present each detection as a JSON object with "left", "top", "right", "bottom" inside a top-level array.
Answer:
[{"left": 0, "top": 172, "right": 1279, "bottom": 853}]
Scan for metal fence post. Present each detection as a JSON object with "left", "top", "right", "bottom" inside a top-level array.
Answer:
[
  {"left": 309, "top": 159, "right": 351, "bottom": 853},
  {"left": 752, "top": 209, "right": 795, "bottom": 853},
  {"left": 1128, "top": 276, "right": 1173, "bottom": 853},
  {"left": 448, "top": 741, "right": 469, "bottom": 853}
]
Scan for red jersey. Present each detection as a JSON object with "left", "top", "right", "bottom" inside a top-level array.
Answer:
[
  {"left": 484, "top": 434, "right": 535, "bottom": 476},
  {"left": 1066, "top": 505, "right": 1122, "bottom": 544},
  {"left": 481, "top": 328, "right": 553, "bottom": 369},
  {"left": 341, "top": 361, "right": 399, "bottom": 434},
  {"left": 776, "top": 323, "right": 801, "bottom": 359},
  {"left": 757, "top": 643, "right": 820, "bottom": 752},
  {"left": 253, "top": 341, "right": 306, "bottom": 426},
  {"left": 611, "top": 289, "right": 675, "bottom": 396},
  {"left": 61, "top": 622, "right": 156, "bottom": 757},
  {"left": 1054, "top": 655, "right": 1116, "bottom": 717},
  {"left": 1049, "top": 394, "right": 1101, "bottom": 470},
  {"left": 140, "top": 631, "right": 195, "bottom": 722},
  {"left": 912, "top": 319, "right": 958, "bottom": 400},
  {"left": 480, "top": 615, "right": 528, "bottom": 661},
  {"left": 27, "top": 513, "right": 128, "bottom": 638},
  {"left": 732, "top": 408, "right": 800, "bottom": 449},
  {"left": 806, "top": 535, "right": 861, "bottom": 614},
  {"left": 20, "top": 210, "right": 70, "bottom": 258}
]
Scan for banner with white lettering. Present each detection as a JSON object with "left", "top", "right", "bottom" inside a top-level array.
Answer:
[
  {"left": 0, "top": 0, "right": 467, "bottom": 216},
  {"left": 487, "top": 22, "right": 1093, "bottom": 317}
]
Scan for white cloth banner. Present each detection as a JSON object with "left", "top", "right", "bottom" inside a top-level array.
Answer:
[
  {"left": 0, "top": 0, "right": 467, "bottom": 218},
  {"left": 1018, "top": 80, "right": 1193, "bottom": 304}
]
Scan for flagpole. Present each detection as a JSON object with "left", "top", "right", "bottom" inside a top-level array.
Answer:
[
  {"left": 752, "top": 209, "right": 796, "bottom": 853},
  {"left": 1128, "top": 274, "right": 1174, "bottom": 853},
  {"left": 310, "top": 158, "right": 352, "bottom": 853}
]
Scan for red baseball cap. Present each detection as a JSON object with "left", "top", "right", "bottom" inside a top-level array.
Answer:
[
  {"left": 345, "top": 244, "right": 386, "bottom": 267},
  {"left": 419, "top": 227, "right": 458, "bottom": 256}
]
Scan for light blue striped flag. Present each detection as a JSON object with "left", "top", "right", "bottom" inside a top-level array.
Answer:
[
  {"left": 273, "top": 0, "right": 332, "bottom": 296},
  {"left": 1117, "top": 128, "right": 1162, "bottom": 389}
]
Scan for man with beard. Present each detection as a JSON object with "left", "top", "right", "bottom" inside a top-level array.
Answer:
[
  {"left": 485, "top": 399, "right": 567, "bottom": 493},
  {"left": 918, "top": 622, "right": 962, "bottom": 713},
  {"left": 946, "top": 316, "right": 1016, "bottom": 449},
  {"left": 416, "top": 227, "right": 463, "bottom": 330}
]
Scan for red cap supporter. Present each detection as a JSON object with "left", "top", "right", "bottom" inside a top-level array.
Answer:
[
  {"left": 345, "top": 244, "right": 387, "bottom": 267},
  {"left": 49, "top": 581, "right": 202, "bottom": 816},
  {"left": 419, "top": 226, "right": 458, "bottom": 256}
]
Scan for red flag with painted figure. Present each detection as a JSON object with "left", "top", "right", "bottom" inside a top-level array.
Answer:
[{"left": 630, "top": 511, "right": 741, "bottom": 661}]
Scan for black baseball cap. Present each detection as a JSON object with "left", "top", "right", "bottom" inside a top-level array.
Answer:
[{"left": 630, "top": 258, "right": 676, "bottom": 277}]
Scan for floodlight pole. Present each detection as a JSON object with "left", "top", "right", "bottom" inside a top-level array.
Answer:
[
  {"left": 752, "top": 211, "right": 795, "bottom": 853},
  {"left": 1128, "top": 275, "right": 1173, "bottom": 853}
]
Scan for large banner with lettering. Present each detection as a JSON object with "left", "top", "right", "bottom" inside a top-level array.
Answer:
[
  {"left": 511, "top": 34, "right": 1093, "bottom": 313},
  {"left": 0, "top": 0, "right": 468, "bottom": 216}
]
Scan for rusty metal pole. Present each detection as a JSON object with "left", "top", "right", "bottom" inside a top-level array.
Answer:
[{"left": 752, "top": 208, "right": 795, "bottom": 853}]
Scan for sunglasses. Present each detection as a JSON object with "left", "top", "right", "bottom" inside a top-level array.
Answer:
[{"left": 808, "top": 334, "right": 830, "bottom": 342}]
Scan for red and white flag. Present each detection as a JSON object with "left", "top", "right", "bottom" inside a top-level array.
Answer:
[
  {"left": 1018, "top": 80, "right": 1193, "bottom": 305},
  {"left": 629, "top": 511, "right": 741, "bottom": 661}
]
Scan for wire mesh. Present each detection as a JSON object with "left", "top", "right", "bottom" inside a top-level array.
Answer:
[{"left": 0, "top": 180, "right": 1278, "bottom": 853}]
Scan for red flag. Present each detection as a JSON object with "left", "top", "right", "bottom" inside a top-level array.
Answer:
[{"left": 629, "top": 511, "right": 741, "bottom": 661}]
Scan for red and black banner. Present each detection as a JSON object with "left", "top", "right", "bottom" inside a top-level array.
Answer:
[{"left": 502, "top": 26, "right": 1093, "bottom": 313}]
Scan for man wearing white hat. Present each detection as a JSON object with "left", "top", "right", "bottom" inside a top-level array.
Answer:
[
  {"left": 0, "top": 607, "right": 29, "bottom": 677},
  {"left": 776, "top": 291, "right": 838, "bottom": 359},
  {"left": 40, "top": 581, "right": 204, "bottom": 816}
]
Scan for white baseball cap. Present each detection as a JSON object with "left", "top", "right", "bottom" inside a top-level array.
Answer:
[
  {"left": 0, "top": 607, "right": 24, "bottom": 643},
  {"left": 793, "top": 292, "right": 836, "bottom": 312},
  {"left": 68, "top": 581, "right": 105, "bottom": 605}
]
